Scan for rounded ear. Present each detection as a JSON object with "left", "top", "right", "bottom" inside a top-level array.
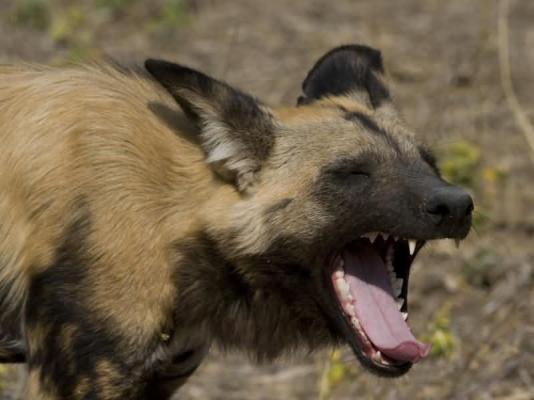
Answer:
[
  {"left": 145, "top": 59, "right": 276, "bottom": 192},
  {"left": 298, "top": 44, "right": 390, "bottom": 108}
]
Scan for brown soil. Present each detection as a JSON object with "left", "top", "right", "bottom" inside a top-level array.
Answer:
[{"left": 0, "top": 0, "right": 533, "bottom": 399}]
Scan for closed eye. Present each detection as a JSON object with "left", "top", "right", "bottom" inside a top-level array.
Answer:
[
  {"left": 349, "top": 170, "right": 370, "bottom": 177},
  {"left": 330, "top": 165, "right": 371, "bottom": 183},
  {"left": 324, "top": 155, "right": 376, "bottom": 187},
  {"left": 344, "top": 170, "right": 370, "bottom": 184}
]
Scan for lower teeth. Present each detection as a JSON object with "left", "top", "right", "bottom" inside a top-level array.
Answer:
[{"left": 372, "top": 351, "right": 383, "bottom": 363}]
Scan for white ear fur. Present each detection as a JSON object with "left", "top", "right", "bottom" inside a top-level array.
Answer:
[
  {"left": 200, "top": 119, "right": 260, "bottom": 192},
  {"left": 175, "top": 87, "right": 274, "bottom": 192},
  {"left": 145, "top": 59, "right": 275, "bottom": 193}
]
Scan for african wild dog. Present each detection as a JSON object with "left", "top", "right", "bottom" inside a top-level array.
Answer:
[{"left": 0, "top": 45, "right": 473, "bottom": 399}]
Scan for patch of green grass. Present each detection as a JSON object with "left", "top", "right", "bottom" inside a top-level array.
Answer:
[
  {"left": 12, "top": 0, "right": 51, "bottom": 31},
  {"left": 0, "top": 364, "right": 9, "bottom": 390},
  {"left": 422, "top": 303, "right": 455, "bottom": 358},
  {"left": 439, "top": 140, "right": 481, "bottom": 189},
  {"left": 318, "top": 350, "right": 357, "bottom": 400},
  {"left": 50, "top": 6, "right": 86, "bottom": 45},
  {"left": 160, "top": 0, "right": 188, "bottom": 26},
  {"left": 438, "top": 140, "right": 507, "bottom": 230}
]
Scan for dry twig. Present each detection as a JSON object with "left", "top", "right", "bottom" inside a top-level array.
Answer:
[{"left": 497, "top": 0, "right": 534, "bottom": 164}]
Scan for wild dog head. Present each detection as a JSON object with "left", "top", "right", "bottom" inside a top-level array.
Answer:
[{"left": 146, "top": 45, "right": 473, "bottom": 377}]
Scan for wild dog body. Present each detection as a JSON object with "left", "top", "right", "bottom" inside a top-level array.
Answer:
[
  {"left": 0, "top": 64, "right": 214, "bottom": 398},
  {"left": 0, "top": 46, "right": 473, "bottom": 399}
]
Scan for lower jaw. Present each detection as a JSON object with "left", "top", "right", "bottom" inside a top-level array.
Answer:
[
  {"left": 324, "top": 237, "right": 423, "bottom": 377},
  {"left": 323, "top": 275, "right": 413, "bottom": 377},
  {"left": 340, "top": 304, "right": 412, "bottom": 377}
]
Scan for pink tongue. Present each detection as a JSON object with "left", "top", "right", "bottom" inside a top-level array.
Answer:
[{"left": 344, "top": 244, "right": 431, "bottom": 363}]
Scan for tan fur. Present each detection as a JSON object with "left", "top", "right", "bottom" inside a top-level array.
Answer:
[
  {"left": 25, "top": 322, "right": 50, "bottom": 359},
  {"left": 73, "top": 376, "right": 91, "bottom": 400},
  {"left": 95, "top": 359, "right": 123, "bottom": 399},
  {"left": 0, "top": 64, "right": 231, "bottom": 398},
  {"left": 0, "top": 63, "right": 216, "bottom": 339},
  {"left": 59, "top": 324, "right": 78, "bottom": 353},
  {"left": 26, "top": 369, "right": 57, "bottom": 400}
]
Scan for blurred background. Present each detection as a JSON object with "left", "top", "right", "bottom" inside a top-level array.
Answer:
[{"left": 0, "top": 0, "right": 533, "bottom": 399}]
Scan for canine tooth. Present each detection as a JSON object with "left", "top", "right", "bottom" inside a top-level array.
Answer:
[
  {"left": 345, "top": 303, "right": 355, "bottom": 316},
  {"left": 337, "top": 283, "right": 349, "bottom": 296},
  {"left": 408, "top": 240, "right": 416, "bottom": 255},
  {"left": 367, "top": 232, "right": 377, "bottom": 242},
  {"left": 337, "top": 280, "right": 350, "bottom": 298},
  {"left": 333, "top": 270, "right": 344, "bottom": 279},
  {"left": 402, "top": 312, "right": 408, "bottom": 321},
  {"left": 396, "top": 298, "right": 404, "bottom": 310},
  {"left": 372, "top": 351, "right": 383, "bottom": 363},
  {"left": 454, "top": 239, "right": 461, "bottom": 248}
]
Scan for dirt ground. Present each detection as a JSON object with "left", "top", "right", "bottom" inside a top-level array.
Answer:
[{"left": 0, "top": 0, "right": 533, "bottom": 399}]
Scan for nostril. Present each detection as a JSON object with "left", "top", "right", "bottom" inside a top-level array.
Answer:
[{"left": 428, "top": 202, "right": 450, "bottom": 217}]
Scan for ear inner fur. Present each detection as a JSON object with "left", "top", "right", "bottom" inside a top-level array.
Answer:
[{"left": 145, "top": 59, "right": 277, "bottom": 192}]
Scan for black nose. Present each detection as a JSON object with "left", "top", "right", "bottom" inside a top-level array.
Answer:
[{"left": 426, "top": 186, "right": 474, "bottom": 235}]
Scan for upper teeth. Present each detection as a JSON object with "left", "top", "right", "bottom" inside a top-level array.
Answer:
[
  {"left": 361, "top": 233, "right": 418, "bottom": 256},
  {"left": 338, "top": 280, "right": 350, "bottom": 297},
  {"left": 365, "top": 232, "right": 378, "bottom": 242},
  {"left": 408, "top": 240, "right": 417, "bottom": 255},
  {"left": 333, "top": 270, "right": 344, "bottom": 279}
]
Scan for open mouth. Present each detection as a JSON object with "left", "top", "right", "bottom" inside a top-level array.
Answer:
[{"left": 328, "top": 233, "right": 430, "bottom": 376}]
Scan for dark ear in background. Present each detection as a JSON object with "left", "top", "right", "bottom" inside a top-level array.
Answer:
[
  {"left": 298, "top": 44, "right": 390, "bottom": 108},
  {"left": 145, "top": 59, "right": 276, "bottom": 192}
]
